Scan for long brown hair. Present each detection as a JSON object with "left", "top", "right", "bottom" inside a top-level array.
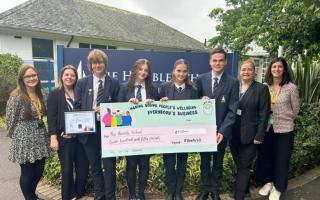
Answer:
[
  {"left": 10, "top": 64, "right": 45, "bottom": 119},
  {"left": 128, "top": 59, "right": 155, "bottom": 94},
  {"left": 171, "top": 59, "right": 196, "bottom": 90}
]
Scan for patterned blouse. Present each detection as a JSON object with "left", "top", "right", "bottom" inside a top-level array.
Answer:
[
  {"left": 6, "top": 95, "right": 51, "bottom": 164},
  {"left": 269, "top": 82, "right": 300, "bottom": 133}
]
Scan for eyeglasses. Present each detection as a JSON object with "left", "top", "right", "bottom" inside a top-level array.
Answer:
[
  {"left": 92, "top": 60, "right": 104, "bottom": 65},
  {"left": 23, "top": 74, "right": 38, "bottom": 80}
]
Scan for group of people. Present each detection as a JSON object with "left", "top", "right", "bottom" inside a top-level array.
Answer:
[{"left": 6, "top": 47, "right": 300, "bottom": 200}]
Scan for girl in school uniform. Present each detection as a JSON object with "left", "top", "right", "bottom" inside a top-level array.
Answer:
[
  {"left": 159, "top": 59, "right": 198, "bottom": 200},
  {"left": 117, "top": 58, "right": 158, "bottom": 200}
]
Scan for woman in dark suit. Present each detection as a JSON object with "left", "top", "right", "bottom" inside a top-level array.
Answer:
[
  {"left": 47, "top": 65, "right": 89, "bottom": 200},
  {"left": 159, "top": 59, "right": 198, "bottom": 200},
  {"left": 117, "top": 59, "right": 158, "bottom": 200},
  {"left": 229, "top": 60, "right": 270, "bottom": 200}
]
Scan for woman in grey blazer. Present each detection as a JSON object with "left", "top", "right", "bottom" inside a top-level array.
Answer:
[
  {"left": 256, "top": 57, "right": 300, "bottom": 200},
  {"left": 6, "top": 64, "right": 50, "bottom": 200},
  {"left": 229, "top": 60, "right": 270, "bottom": 200}
]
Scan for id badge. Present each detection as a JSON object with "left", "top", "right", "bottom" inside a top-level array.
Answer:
[{"left": 236, "top": 109, "right": 242, "bottom": 116}]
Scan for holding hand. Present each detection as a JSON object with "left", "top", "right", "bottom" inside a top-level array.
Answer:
[
  {"left": 129, "top": 98, "right": 139, "bottom": 104},
  {"left": 145, "top": 99, "right": 154, "bottom": 104},
  {"left": 216, "top": 133, "right": 224, "bottom": 144},
  {"left": 160, "top": 97, "right": 169, "bottom": 101}
]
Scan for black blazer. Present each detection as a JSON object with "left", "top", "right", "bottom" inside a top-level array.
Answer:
[
  {"left": 47, "top": 88, "right": 70, "bottom": 146},
  {"left": 117, "top": 82, "right": 159, "bottom": 102},
  {"left": 235, "top": 81, "right": 270, "bottom": 144},
  {"left": 159, "top": 82, "right": 198, "bottom": 100},
  {"left": 195, "top": 72, "right": 239, "bottom": 139},
  {"left": 74, "top": 74, "right": 120, "bottom": 144}
]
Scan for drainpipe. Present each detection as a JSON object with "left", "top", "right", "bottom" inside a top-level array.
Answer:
[{"left": 67, "top": 35, "right": 74, "bottom": 47}]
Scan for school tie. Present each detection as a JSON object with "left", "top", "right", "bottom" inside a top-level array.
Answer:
[
  {"left": 212, "top": 77, "right": 219, "bottom": 94},
  {"left": 178, "top": 87, "right": 183, "bottom": 93},
  {"left": 96, "top": 79, "right": 104, "bottom": 106},
  {"left": 136, "top": 85, "right": 142, "bottom": 102}
]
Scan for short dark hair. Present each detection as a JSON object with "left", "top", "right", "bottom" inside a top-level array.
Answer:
[
  {"left": 265, "top": 57, "right": 292, "bottom": 86},
  {"left": 210, "top": 47, "right": 227, "bottom": 60}
]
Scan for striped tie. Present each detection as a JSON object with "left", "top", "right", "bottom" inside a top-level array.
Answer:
[
  {"left": 212, "top": 77, "right": 218, "bottom": 94},
  {"left": 178, "top": 87, "right": 183, "bottom": 93},
  {"left": 136, "top": 85, "right": 142, "bottom": 102},
  {"left": 97, "top": 80, "right": 104, "bottom": 106}
]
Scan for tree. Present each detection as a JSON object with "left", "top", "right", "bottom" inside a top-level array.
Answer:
[{"left": 209, "top": 0, "right": 320, "bottom": 60}]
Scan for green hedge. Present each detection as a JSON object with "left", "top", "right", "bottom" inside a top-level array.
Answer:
[{"left": 40, "top": 102, "right": 320, "bottom": 193}]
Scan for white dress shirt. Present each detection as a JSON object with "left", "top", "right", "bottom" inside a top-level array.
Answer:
[
  {"left": 92, "top": 74, "right": 106, "bottom": 109},
  {"left": 212, "top": 71, "right": 224, "bottom": 93}
]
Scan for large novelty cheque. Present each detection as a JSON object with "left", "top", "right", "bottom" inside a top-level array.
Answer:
[{"left": 100, "top": 99, "right": 217, "bottom": 157}]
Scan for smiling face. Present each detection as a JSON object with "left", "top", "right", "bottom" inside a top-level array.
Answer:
[
  {"left": 23, "top": 68, "right": 39, "bottom": 90},
  {"left": 240, "top": 62, "right": 255, "bottom": 82},
  {"left": 210, "top": 53, "right": 227, "bottom": 75},
  {"left": 271, "top": 61, "right": 284, "bottom": 79},
  {"left": 62, "top": 68, "right": 77, "bottom": 88},
  {"left": 173, "top": 63, "right": 188, "bottom": 84},
  {"left": 136, "top": 64, "right": 149, "bottom": 83},
  {"left": 91, "top": 56, "right": 106, "bottom": 77}
]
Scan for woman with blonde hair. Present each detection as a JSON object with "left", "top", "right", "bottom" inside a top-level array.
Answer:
[
  {"left": 47, "top": 65, "right": 89, "bottom": 200},
  {"left": 6, "top": 64, "right": 50, "bottom": 200}
]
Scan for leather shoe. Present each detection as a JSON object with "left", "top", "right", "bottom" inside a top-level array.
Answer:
[
  {"left": 165, "top": 193, "right": 174, "bottom": 200},
  {"left": 210, "top": 192, "right": 221, "bottom": 200},
  {"left": 175, "top": 192, "right": 184, "bottom": 200},
  {"left": 195, "top": 192, "right": 209, "bottom": 200},
  {"left": 129, "top": 195, "right": 137, "bottom": 200}
]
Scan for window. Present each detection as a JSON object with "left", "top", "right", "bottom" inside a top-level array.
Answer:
[
  {"left": 91, "top": 44, "right": 107, "bottom": 49},
  {"left": 108, "top": 46, "right": 117, "bottom": 49},
  {"left": 79, "top": 43, "right": 90, "bottom": 48},
  {"left": 32, "top": 38, "right": 53, "bottom": 58}
]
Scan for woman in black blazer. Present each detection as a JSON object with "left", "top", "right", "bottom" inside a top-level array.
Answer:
[
  {"left": 229, "top": 60, "right": 270, "bottom": 200},
  {"left": 47, "top": 65, "right": 89, "bottom": 200},
  {"left": 117, "top": 59, "right": 158, "bottom": 200},
  {"left": 159, "top": 59, "right": 198, "bottom": 200}
]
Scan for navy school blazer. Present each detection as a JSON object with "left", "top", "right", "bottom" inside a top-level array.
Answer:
[
  {"left": 159, "top": 82, "right": 198, "bottom": 100},
  {"left": 74, "top": 74, "right": 120, "bottom": 144},
  {"left": 117, "top": 82, "right": 159, "bottom": 102},
  {"left": 195, "top": 71, "right": 239, "bottom": 139}
]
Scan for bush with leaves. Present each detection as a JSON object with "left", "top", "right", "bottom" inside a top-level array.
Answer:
[{"left": 0, "top": 53, "right": 22, "bottom": 115}]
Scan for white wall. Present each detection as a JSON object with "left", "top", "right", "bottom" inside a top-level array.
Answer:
[{"left": 0, "top": 34, "right": 32, "bottom": 61}]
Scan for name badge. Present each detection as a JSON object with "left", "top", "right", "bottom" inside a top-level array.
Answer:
[{"left": 236, "top": 109, "right": 242, "bottom": 116}]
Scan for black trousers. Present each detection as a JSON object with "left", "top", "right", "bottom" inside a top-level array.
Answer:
[
  {"left": 81, "top": 135, "right": 105, "bottom": 199},
  {"left": 19, "top": 158, "right": 45, "bottom": 200},
  {"left": 102, "top": 157, "right": 116, "bottom": 200},
  {"left": 199, "top": 140, "right": 227, "bottom": 192},
  {"left": 255, "top": 126, "right": 294, "bottom": 192},
  {"left": 126, "top": 155, "right": 150, "bottom": 197},
  {"left": 58, "top": 138, "right": 89, "bottom": 200},
  {"left": 229, "top": 137, "right": 257, "bottom": 200},
  {"left": 163, "top": 153, "right": 188, "bottom": 194}
]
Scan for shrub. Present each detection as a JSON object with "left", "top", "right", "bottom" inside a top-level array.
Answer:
[{"left": 0, "top": 53, "right": 22, "bottom": 115}]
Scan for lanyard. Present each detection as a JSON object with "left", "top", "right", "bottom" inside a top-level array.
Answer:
[{"left": 239, "top": 81, "right": 253, "bottom": 101}]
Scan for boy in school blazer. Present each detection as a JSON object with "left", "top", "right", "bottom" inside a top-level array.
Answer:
[
  {"left": 74, "top": 49, "right": 119, "bottom": 200},
  {"left": 195, "top": 48, "right": 239, "bottom": 200}
]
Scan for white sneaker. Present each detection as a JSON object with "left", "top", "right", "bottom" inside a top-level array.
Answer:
[
  {"left": 269, "top": 186, "right": 281, "bottom": 200},
  {"left": 258, "top": 182, "right": 273, "bottom": 196}
]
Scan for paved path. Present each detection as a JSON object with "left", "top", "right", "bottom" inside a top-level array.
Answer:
[
  {"left": 0, "top": 128, "right": 24, "bottom": 200},
  {"left": 1, "top": 128, "right": 319, "bottom": 200}
]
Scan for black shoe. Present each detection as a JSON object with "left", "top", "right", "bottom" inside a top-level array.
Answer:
[
  {"left": 129, "top": 194, "right": 138, "bottom": 200},
  {"left": 229, "top": 191, "right": 251, "bottom": 199},
  {"left": 195, "top": 192, "right": 209, "bottom": 200},
  {"left": 210, "top": 192, "right": 221, "bottom": 200},
  {"left": 175, "top": 192, "right": 184, "bottom": 200},
  {"left": 138, "top": 194, "right": 145, "bottom": 200},
  {"left": 165, "top": 193, "right": 174, "bottom": 200}
]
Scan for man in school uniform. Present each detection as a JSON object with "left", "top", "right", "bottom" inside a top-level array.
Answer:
[
  {"left": 74, "top": 49, "right": 120, "bottom": 200},
  {"left": 195, "top": 48, "right": 239, "bottom": 200}
]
